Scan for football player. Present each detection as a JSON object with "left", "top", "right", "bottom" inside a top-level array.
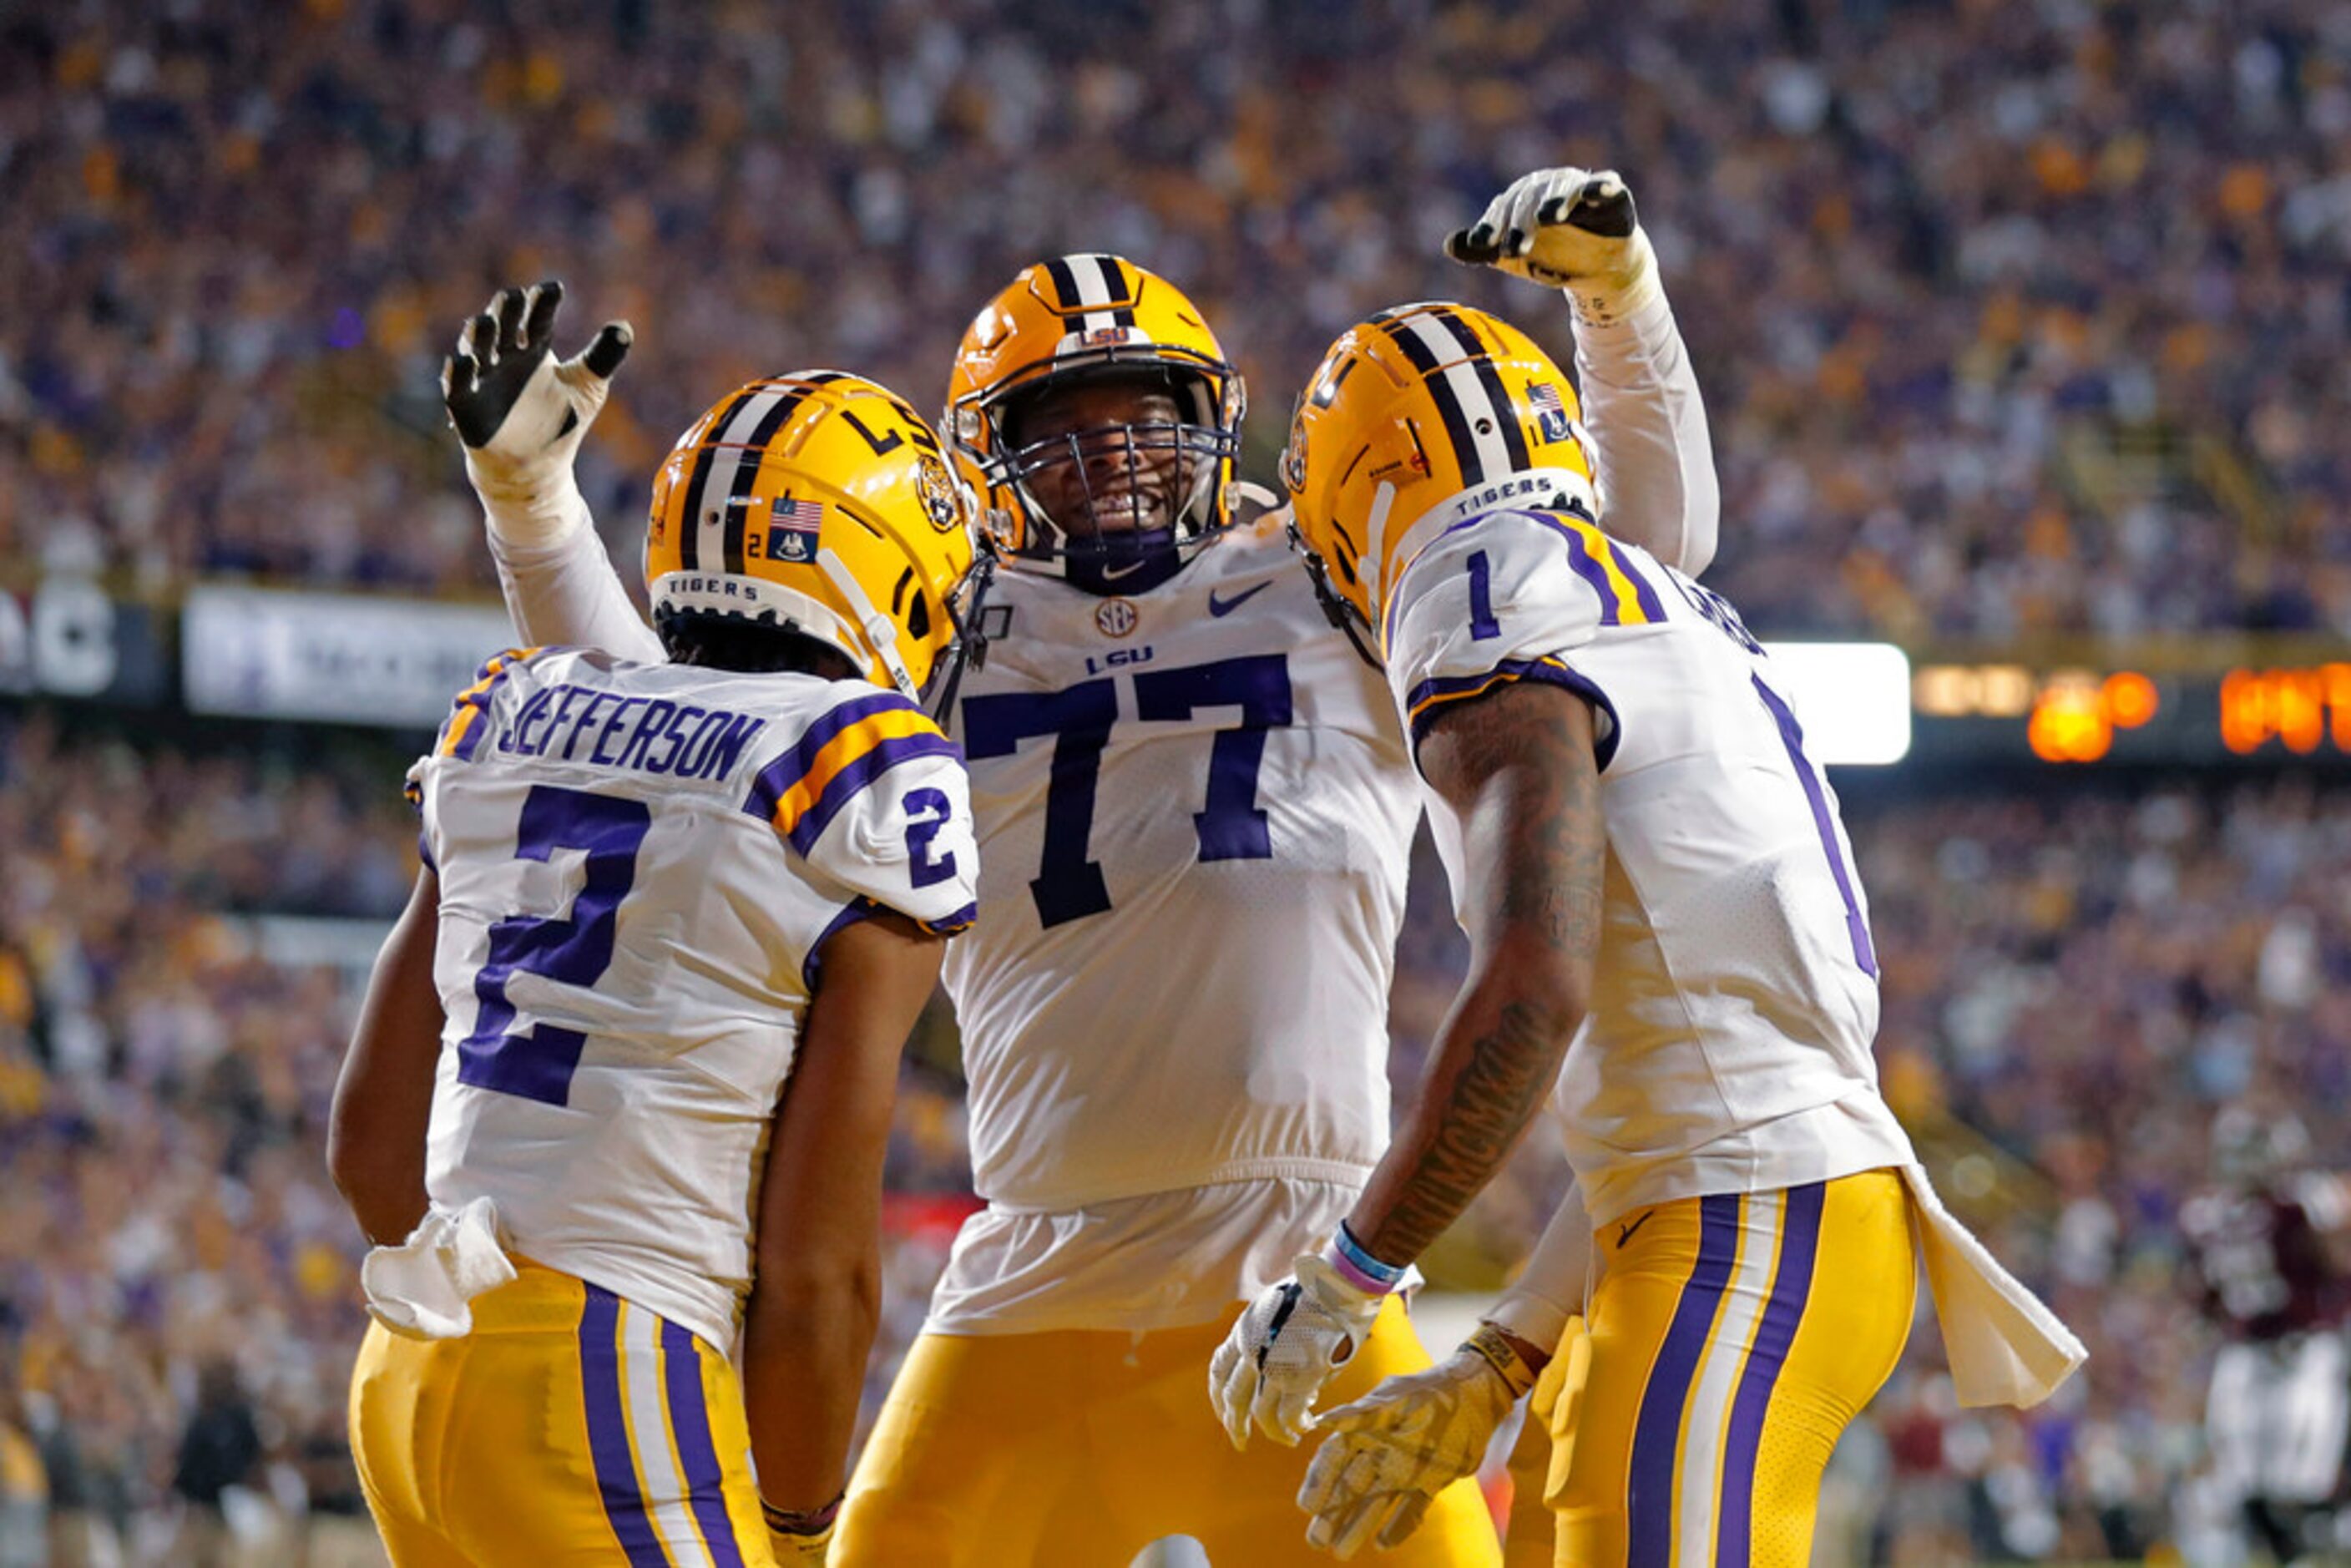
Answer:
[
  {"left": 2182, "top": 1104, "right": 2351, "bottom": 1561},
  {"left": 330, "top": 342, "right": 983, "bottom": 1565},
  {"left": 1214, "top": 299, "right": 2090, "bottom": 1565},
  {"left": 451, "top": 169, "right": 1718, "bottom": 1564}
]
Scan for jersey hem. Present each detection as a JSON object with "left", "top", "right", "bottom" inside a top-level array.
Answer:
[
  {"left": 975, "top": 1156, "right": 1376, "bottom": 1214},
  {"left": 1576, "top": 1106, "right": 1919, "bottom": 1229}
]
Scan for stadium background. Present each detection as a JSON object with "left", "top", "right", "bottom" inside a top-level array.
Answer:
[{"left": 3, "top": 1, "right": 2347, "bottom": 1562}]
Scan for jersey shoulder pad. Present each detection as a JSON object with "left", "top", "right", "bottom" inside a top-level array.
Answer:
[
  {"left": 741, "top": 686, "right": 975, "bottom": 928},
  {"left": 432, "top": 645, "right": 549, "bottom": 761},
  {"left": 1390, "top": 508, "right": 1653, "bottom": 752}
]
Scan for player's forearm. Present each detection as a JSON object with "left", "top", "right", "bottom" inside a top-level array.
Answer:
[
  {"left": 1347, "top": 942, "right": 1582, "bottom": 1265},
  {"left": 489, "top": 522, "right": 666, "bottom": 662},
  {"left": 330, "top": 873, "right": 443, "bottom": 1245},
  {"left": 1483, "top": 1179, "right": 1595, "bottom": 1368},
  {"left": 1571, "top": 291, "right": 1720, "bottom": 576},
  {"left": 740, "top": 1260, "right": 882, "bottom": 1510}
]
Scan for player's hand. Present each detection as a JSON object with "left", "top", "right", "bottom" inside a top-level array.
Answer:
[
  {"left": 442, "top": 280, "right": 631, "bottom": 491},
  {"left": 1297, "top": 1330, "right": 1535, "bottom": 1558},
  {"left": 1211, "top": 1257, "right": 1385, "bottom": 1450},
  {"left": 1443, "top": 167, "right": 1662, "bottom": 326}
]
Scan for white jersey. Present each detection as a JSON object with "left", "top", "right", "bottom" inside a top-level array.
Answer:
[
  {"left": 407, "top": 647, "right": 978, "bottom": 1350},
  {"left": 1387, "top": 506, "right": 1917, "bottom": 1227},
  {"left": 946, "top": 516, "right": 1421, "bottom": 1210}
]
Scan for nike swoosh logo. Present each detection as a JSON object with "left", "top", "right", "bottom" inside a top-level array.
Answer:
[
  {"left": 1100, "top": 558, "right": 1150, "bottom": 580},
  {"left": 1616, "top": 1211, "right": 1655, "bottom": 1248},
  {"left": 1208, "top": 582, "right": 1272, "bottom": 618}
]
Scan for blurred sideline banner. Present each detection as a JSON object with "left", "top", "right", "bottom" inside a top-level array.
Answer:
[{"left": 183, "top": 584, "right": 514, "bottom": 728}]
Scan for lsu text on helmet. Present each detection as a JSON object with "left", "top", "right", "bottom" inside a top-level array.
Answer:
[
  {"left": 1282, "top": 301, "right": 1598, "bottom": 659},
  {"left": 645, "top": 372, "right": 986, "bottom": 704},
  {"left": 944, "top": 254, "right": 1246, "bottom": 584}
]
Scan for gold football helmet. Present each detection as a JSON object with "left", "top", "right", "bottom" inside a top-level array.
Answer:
[
  {"left": 944, "top": 255, "right": 1245, "bottom": 580},
  {"left": 645, "top": 372, "right": 986, "bottom": 703},
  {"left": 1282, "top": 302, "right": 1598, "bottom": 656}
]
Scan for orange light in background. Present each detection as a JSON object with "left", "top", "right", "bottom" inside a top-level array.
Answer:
[
  {"left": 2221, "top": 666, "right": 2351, "bottom": 756},
  {"left": 2027, "top": 670, "right": 2161, "bottom": 763},
  {"left": 2029, "top": 679, "right": 2112, "bottom": 762},
  {"left": 2103, "top": 671, "right": 2160, "bottom": 728}
]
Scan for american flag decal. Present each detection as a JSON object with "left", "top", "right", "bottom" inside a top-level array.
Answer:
[
  {"left": 766, "top": 495, "right": 824, "bottom": 564},
  {"left": 1529, "top": 382, "right": 1573, "bottom": 443}
]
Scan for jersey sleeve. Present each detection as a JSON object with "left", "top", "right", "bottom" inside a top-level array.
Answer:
[
  {"left": 489, "top": 524, "right": 668, "bottom": 665},
  {"left": 1566, "top": 291, "right": 1721, "bottom": 576},
  {"left": 1385, "top": 508, "right": 1635, "bottom": 767},
  {"left": 408, "top": 645, "right": 549, "bottom": 873},
  {"left": 742, "top": 692, "right": 978, "bottom": 934}
]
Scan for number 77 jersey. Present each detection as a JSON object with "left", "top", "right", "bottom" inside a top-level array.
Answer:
[
  {"left": 941, "top": 517, "right": 1422, "bottom": 1217},
  {"left": 1386, "top": 503, "right": 1918, "bottom": 1229}
]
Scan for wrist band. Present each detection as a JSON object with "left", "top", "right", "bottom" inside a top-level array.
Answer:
[
  {"left": 761, "top": 1491, "right": 845, "bottom": 1537},
  {"left": 1326, "top": 1222, "right": 1406, "bottom": 1297},
  {"left": 1464, "top": 1323, "right": 1540, "bottom": 1399}
]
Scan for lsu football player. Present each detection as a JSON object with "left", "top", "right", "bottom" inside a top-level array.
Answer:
[
  {"left": 1208, "top": 298, "right": 2090, "bottom": 1565},
  {"left": 331, "top": 326, "right": 983, "bottom": 1565},
  {"left": 449, "top": 169, "right": 1720, "bottom": 1563}
]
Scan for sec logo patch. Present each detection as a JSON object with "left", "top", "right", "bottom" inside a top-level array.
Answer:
[{"left": 1095, "top": 598, "right": 1138, "bottom": 638}]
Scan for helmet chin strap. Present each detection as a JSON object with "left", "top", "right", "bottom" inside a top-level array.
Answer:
[{"left": 817, "top": 549, "right": 918, "bottom": 700}]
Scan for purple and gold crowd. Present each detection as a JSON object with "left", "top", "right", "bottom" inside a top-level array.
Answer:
[{"left": 5, "top": 1, "right": 2350, "bottom": 635}]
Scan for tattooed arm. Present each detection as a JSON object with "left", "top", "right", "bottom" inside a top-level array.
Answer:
[{"left": 1347, "top": 680, "right": 1604, "bottom": 1265}]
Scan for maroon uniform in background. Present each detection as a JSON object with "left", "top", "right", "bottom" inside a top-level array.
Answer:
[{"left": 2181, "top": 1165, "right": 2351, "bottom": 1557}]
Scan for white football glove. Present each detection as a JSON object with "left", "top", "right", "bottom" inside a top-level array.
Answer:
[
  {"left": 1210, "top": 1256, "right": 1385, "bottom": 1450},
  {"left": 1443, "top": 167, "right": 1663, "bottom": 328},
  {"left": 442, "top": 280, "right": 633, "bottom": 548},
  {"left": 1297, "top": 1328, "right": 1538, "bottom": 1559}
]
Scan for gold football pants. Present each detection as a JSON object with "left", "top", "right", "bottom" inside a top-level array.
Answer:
[
  {"left": 1507, "top": 1171, "right": 1915, "bottom": 1567},
  {"left": 349, "top": 1262, "right": 772, "bottom": 1566},
  {"left": 837, "top": 1295, "right": 1504, "bottom": 1566}
]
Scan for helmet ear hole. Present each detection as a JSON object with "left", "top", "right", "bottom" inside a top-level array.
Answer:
[{"left": 907, "top": 591, "right": 932, "bottom": 641}]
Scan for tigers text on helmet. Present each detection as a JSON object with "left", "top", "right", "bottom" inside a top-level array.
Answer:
[
  {"left": 1282, "top": 302, "right": 1599, "bottom": 661},
  {"left": 945, "top": 255, "right": 1246, "bottom": 589},
  {"left": 645, "top": 372, "right": 988, "bottom": 707}
]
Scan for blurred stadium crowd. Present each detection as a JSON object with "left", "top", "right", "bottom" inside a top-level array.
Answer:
[
  {"left": 4, "top": 0, "right": 2351, "bottom": 1563},
  {"left": 5, "top": 0, "right": 2351, "bottom": 635}
]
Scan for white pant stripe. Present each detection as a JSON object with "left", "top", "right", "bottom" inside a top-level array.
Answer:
[
  {"left": 619, "top": 1301, "right": 718, "bottom": 1568},
  {"left": 1676, "top": 1190, "right": 1782, "bottom": 1567}
]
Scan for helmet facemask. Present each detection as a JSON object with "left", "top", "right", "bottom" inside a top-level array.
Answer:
[{"left": 986, "top": 365, "right": 1238, "bottom": 587}]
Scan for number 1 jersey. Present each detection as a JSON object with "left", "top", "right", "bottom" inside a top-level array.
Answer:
[
  {"left": 406, "top": 647, "right": 978, "bottom": 1350},
  {"left": 1385, "top": 506, "right": 1917, "bottom": 1228}
]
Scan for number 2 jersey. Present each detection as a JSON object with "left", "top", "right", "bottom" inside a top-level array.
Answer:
[
  {"left": 1386, "top": 503, "right": 1917, "bottom": 1227},
  {"left": 405, "top": 646, "right": 978, "bottom": 1351}
]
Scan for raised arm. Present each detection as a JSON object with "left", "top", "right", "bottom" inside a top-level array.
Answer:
[
  {"left": 443, "top": 281, "right": 667, "bottom": 661},
  {"left": 1447, "top": 167, "right": 1721, "bottom": 575}
]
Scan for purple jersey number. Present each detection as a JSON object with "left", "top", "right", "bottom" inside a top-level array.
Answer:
[{"left": 457, "top": 784, "right": 652, "bottom": 1106}]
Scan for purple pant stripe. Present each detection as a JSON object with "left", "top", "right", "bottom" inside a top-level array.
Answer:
[
  {"left": 576, "top": 1286, "right": 673, "bottom": 1567},
  {"left": 1714, "top": 1182, "right": 1827, "bottom": 1568},
  {"left": 660, "top": 1319, "right": 746, "bottom": 1568},
  {"left": 1627, "top": 1193, "right": 1742, "bottom": 1568}
]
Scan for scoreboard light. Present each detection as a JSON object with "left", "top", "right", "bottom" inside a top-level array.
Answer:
[
  {"left": 2026, "top": 670, "right": 2159, "bottom": 763},
  {"left": 1761, "top": 642, "right": 1913, "bottom": 766},
  {"left": 2219, "top": 664, "right": 2351, "bottom": 756}
]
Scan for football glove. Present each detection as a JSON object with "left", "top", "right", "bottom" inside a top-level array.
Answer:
[
  {"left": 1298, "top": 1326, "right": 1539, "bottom": 1559},
  {"left": 1210, "top": 1256, "right": 1386, "bottom": 1450},
  {"left": 1443, "top": 167, "right": 1663, "bottom": 328},
  {"left": 442, "top": 280, "right": 633, "bottom": 548}
]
